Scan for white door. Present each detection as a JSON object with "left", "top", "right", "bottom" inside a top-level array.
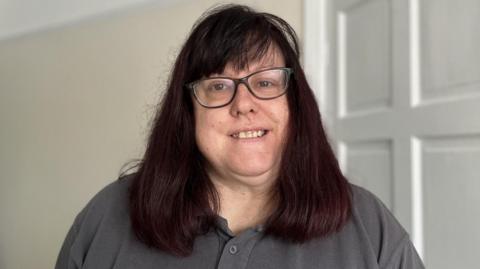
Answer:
[{"left": 304, "top": 0, "right": 480, "bottom": 268}]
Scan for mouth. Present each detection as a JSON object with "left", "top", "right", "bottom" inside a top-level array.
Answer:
[{"left": 230, "top": 129, "right": 269, "bottom": 139}]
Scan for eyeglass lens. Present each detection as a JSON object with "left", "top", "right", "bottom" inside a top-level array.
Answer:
[{"left": 193, "top": 68, "right": 290, "bottom": 108}]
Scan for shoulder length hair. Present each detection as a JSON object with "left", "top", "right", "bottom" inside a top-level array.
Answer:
[{"left": 128, "top": 4, "right": 351, "bottom": 256}]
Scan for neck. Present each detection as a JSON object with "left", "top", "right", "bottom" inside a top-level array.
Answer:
[{"left": 209, "top": 174, "right": 276, "bottom": 235}]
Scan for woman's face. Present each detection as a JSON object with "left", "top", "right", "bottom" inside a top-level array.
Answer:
[{"left": 193, "top": 47, "right": 290, "bottom": 190}]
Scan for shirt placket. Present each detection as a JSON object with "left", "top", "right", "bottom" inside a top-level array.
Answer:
[{"left": 216, "top": 229, "right": 262, "bottom": 269}]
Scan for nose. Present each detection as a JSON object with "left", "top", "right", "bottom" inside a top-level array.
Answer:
[{"left": 229, "top": 82, "right": 257, "bottom": 117}]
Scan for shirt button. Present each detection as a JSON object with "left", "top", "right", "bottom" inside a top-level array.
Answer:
[{"left": 229, "top": 245, "right": 238, "bottom": 254}]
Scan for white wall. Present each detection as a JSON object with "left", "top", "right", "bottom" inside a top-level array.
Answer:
[
  {"left": 0, "top": 0, "right": 179, "bottom": 40},
  {"left": 0, "top": 1, "right": 302, "bottom": 268}
]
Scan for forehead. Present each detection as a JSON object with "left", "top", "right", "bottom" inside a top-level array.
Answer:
[{"left": 219, "top": 45, "right": 285, "bottom": 76}]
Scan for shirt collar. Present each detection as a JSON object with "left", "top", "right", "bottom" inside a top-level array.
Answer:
[{"left": 215, "top": 215, "right": 265, "bottom": 238}]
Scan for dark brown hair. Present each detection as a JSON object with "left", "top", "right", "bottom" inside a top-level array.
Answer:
[{"left": 128, "top": 4, "right": 351, "bottom": 256}]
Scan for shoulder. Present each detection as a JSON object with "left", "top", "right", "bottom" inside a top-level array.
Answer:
[
  {"left": 350, "top": 184, "right": 406, "bottom": 226},
  {"left": 77, "top": 174, "right": 132, "bottom": 217},
  {"left": 67, "top": 173, "right": 135, "bottom": 248},
  {"left": 349, "top": 183, "right": 408, "bottom": 241},
  {"left": 56, "top": 174, "right": 136, "bottom": 268},
  {"left": 85, "top": 173, "right": 133, "bottom": 210},
  {"left": 349, "top": 184, "right": 406, "bottom": 235}
]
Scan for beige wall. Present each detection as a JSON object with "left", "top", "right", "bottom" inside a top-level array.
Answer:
[{"left": 0, "top": 1, "right": 302, "bottom": 268}]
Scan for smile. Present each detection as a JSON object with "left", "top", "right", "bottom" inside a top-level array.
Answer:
[{"left": 231, "top": 130, "right": 268, "bottom": 139}]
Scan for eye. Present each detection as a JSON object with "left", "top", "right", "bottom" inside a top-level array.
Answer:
[
  {"left": 212, "top": 83, "right": 226, "bottom": 91},
  {"left": 258, "top": 81, "right": 273, "bottom": 87},
  {"left": 205, "top": 80, "right": 230, "bottom": 91}
]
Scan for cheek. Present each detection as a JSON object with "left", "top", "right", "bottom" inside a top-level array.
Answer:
[
  {"left": 274, "top": 98, "right": 290, "bottom": 133},
  {"left": 194, "top": 111, "right": 225, "bottom": 153},
  {"left": 196, "top": 115, "right": 222, "bottom": 135},
  {"left": 282, "top": 104, "right": 290, "bottom": 127},
  {"left": 280, "top": 113, "right": 290, "bottom": 144}
]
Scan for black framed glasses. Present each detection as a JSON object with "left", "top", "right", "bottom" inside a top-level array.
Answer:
[{"left": 186, "top": 67, "right": 293, "bottom": 108}]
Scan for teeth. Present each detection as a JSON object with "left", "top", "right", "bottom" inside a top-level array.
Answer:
[{"left": 233, "top": 130, "right": 266, "bottom": 139}]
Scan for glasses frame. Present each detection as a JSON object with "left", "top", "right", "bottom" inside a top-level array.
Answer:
[{"left": 186, "top": 67, "right": 293, "bottom": 109}]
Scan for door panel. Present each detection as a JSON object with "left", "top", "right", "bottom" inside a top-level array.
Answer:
[
  {"left": 318, "top": 0, "right": 480, "bottom": 267},
  {"left": 339, "top": 0, "right": 392, "bottom": 116},
  {"left": 340, "top": 140, "right": 394, "bottom": 208},
  {"left": 421, "top": 0, "right": 480, "bottom": 102},
  {"left": 421, "top": 135, "right": 480, "bottom": 268}
]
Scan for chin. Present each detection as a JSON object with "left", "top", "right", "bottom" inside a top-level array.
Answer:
[{"left": 229, "top": 161, "right": 278, "bottom": 179}]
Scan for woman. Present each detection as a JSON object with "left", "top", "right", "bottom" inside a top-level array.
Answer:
[{"left": 56, "top": 4, "right": 424, "bottom": 269}]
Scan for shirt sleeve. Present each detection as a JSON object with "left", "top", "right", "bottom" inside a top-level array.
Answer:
[
  {"left": 54, "top": 178, "right": 131, "bottom": 269},
  {"left": 54, "top": 188, "right": 107, "bottom": 269},
  {"left": 55, "top": 219, "right": 81, "bottom": 269},
  {"left": 350, "top": 184, "right": 425, "bottom": 269},
  {"left": 382, "top": 235, "right": 425, "bottom": 269},
  {"left": 54, "top": 183, "right": 104, "bottom": 269}
]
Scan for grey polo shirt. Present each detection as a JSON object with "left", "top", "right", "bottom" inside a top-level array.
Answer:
[{"left": 55, "top": 176, "right": 424, "bottom": 269}]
